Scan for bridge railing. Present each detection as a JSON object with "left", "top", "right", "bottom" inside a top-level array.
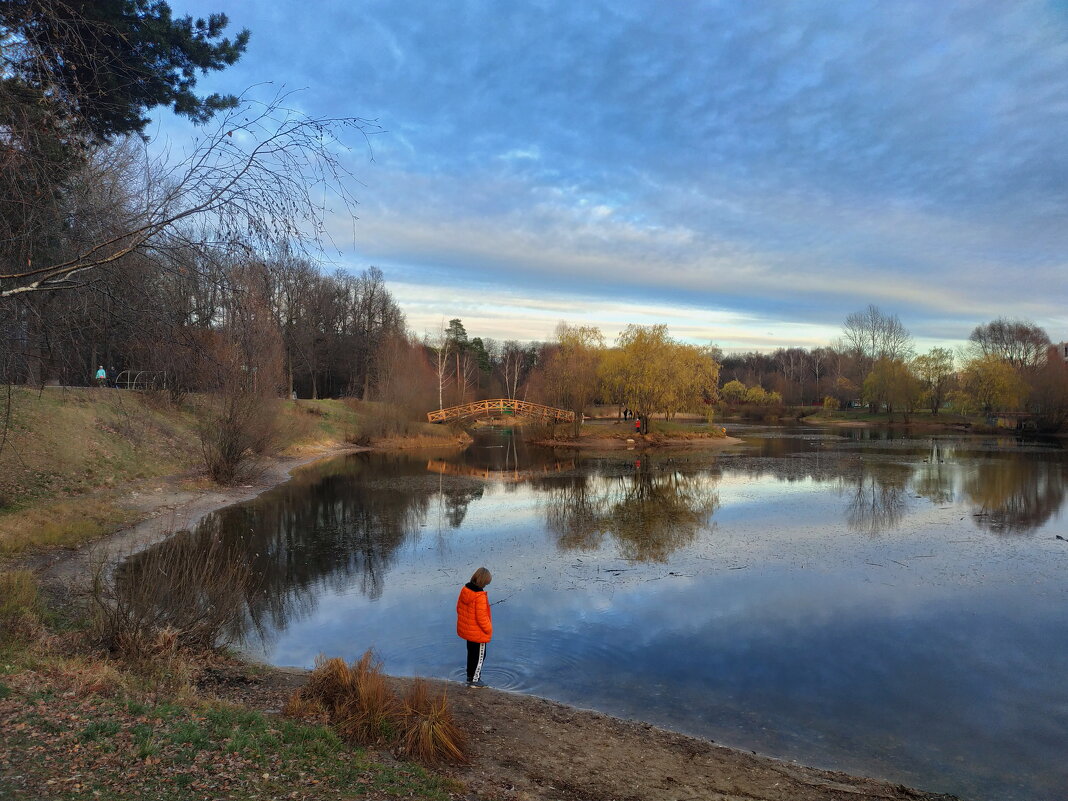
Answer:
[{"left": 427, "top": 398, "right": 575, "bottom": 423}]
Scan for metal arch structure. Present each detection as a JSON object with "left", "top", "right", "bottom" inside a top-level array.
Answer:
[
  {"left": 427, "top": 398, "right": 575, "bottom": 424},
  {"left": 114, "top": 370, "right": 164, "bottom": 391}
]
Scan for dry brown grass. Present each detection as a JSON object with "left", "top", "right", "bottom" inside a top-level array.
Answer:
[
  {"left": 302, "top": 655, "right": 359, "bottom": 710},
  {"left": 297, "top": 651, "right": 398, "bottom": 745},
  {"left": 281, "top": 688, "right": 327, "bottom": 720},
  {"left": 45, "top": 656, "right": 126, "bottom": 697},
  {"left": 400, "top": 679, "right": 467, "bottom": 765},
  {"left": 0, "top": 569, "right": 42, "bottom": 640},
  {"left": 334, "top": 650, "right": 398, "bottom": 744},
  {"left": 295, "top": 651, "right": 464, "bottom": 762},
  {"left": 0, "top": 497, "right": 134, "bottom": 558}
]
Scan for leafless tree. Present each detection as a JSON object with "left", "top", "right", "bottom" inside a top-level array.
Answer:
[
  {"left": 1, "top": 90, "right": 380, "bottom": 299},
  {"left": 969, "top": 318, "right": 1051, "bottom": 372},
  {"left": 841, "top": 304, "right": 914, "bottom": 372}
]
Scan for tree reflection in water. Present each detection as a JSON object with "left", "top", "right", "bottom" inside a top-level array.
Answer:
[
  {"left": 538, "top": 459, "right": 720, "bottom": 562},
  {"left": 963, "top": 455, "right": 1067, "bottom": 535},
  {"left": 116, "top": 453, "right": 485, "bottom": 649},
  {"left": 113, "top": 437, "right": 1068, "bottom": 655},
  {"left": 840, "top": 465, "right": 912, "bottom": 536}
]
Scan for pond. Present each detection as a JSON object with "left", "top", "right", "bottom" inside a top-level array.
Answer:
[{"left": 129, "top": 424, "right": 1068, "bottom": 801}]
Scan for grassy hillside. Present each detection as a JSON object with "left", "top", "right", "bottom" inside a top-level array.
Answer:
[{"left": 0, "top": 388, "right": 455, "bottom": 559}]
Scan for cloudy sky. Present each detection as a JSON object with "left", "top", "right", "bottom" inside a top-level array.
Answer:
[{"left": 165, "top": 0, "right": 1068, "bottom": 352}]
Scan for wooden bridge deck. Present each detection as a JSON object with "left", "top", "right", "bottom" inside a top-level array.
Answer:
[{"left": 427, "top": 398, "right": 575, "bottom": 423}]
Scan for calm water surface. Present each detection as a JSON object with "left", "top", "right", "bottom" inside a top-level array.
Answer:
[{"left": 146, "top": 425, "right": 1068, "bottom": 800}]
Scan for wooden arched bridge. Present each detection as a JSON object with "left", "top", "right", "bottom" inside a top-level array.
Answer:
[{"left": 427, "top": 398, "right": 574, "bottom": 424}]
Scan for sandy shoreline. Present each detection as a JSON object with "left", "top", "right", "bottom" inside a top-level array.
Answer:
[{"left": 38, "top": 442, "right": 955, "bottom": 801}]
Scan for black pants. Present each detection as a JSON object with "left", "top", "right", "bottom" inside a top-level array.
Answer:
[{"left": 465, "top": 640, "right": 486, "bottom": 682}]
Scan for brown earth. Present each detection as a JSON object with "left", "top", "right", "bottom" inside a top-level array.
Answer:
[{"left": 201, "top": 662, "right": 958, "bottom": 801}]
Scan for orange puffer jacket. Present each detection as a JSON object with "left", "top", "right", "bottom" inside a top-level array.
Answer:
[{"left": 456, "top": 583, "right": 493, "bottom": 643}]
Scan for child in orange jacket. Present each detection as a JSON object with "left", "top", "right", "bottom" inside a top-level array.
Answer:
[{"left": 456, "top": 567, "right": 493, "bottom": 688}]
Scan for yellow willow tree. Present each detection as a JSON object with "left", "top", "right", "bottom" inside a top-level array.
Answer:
[
  {"left": 599, "top": 347, "right": 628, "bottom": 419},
  {"left": 542, "top": 323, "right": 605, "bottom": 436},
  {"left": 613, "top": 325, "right": 720, "bottom": 434},
  {"left": 957, "top": 354, "right": 1029, "bottom": 416},
  {"left": 664, "top": 343, "right": 721, "bottom": 421}
]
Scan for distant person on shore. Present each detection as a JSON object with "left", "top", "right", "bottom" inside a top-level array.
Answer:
[
  {"left": 456, "top": 567, "right": 493, "bottom": 688},
  {"left": 94, "top": 365, "right": 107, "bottom": 387}
]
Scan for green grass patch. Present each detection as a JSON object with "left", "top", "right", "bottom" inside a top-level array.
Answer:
[{"left": 0, "top": 684, "right": 457, "bottom": 801}]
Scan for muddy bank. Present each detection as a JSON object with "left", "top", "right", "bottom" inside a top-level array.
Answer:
[{"left": 207, "top": 664, "right": 957, "bottom": 801}]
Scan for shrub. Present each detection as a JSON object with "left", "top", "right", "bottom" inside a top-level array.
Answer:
[
  {"left": 199, "top": 392, "right": 279, "bottom": 484},
  {"left": 823, "top": 396, "right": 840, "bottom": 411},
  {"left": 89, "top": 533, "right": 255, "bottom": 661}
]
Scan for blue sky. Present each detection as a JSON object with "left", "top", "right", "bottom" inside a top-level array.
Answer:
[{"left": 163, "top": 0, "right": 1068, "bottom": 352}]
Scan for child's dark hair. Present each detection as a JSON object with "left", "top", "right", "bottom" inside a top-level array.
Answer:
[{"left": 470, "top": 567, "right": 492, "bottom": 589}]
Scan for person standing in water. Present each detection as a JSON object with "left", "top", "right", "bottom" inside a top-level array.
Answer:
[{"left": 456, "top": 567, "right": 493, "bottom": 688}]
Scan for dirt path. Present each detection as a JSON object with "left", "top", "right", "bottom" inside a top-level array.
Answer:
[{"left": 202, "top": 665, "right": 957, "bottom": 801}]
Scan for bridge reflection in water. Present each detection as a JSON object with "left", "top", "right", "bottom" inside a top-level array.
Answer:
[{"left": 425, "top": 458, "right": 576, "bottom": 481}]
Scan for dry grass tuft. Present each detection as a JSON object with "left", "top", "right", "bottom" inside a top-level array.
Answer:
[
  {"left": 303, "top": 655, "right": 359, "bottom": 712},
  {"left": 40, "top": 656, "right": 126, "bottom": 698},
  {"left": 400, "top": 679, "right": 468, "bottom": 765},
  {"left": 334, "top": 650, "right": 397, "bottom": 744},
  {"left": 0, "top": 569, "right": 41, "bottom": 641},
  {"left": 282, "top": 688, "right": 326, "bottom": 720},
  {"left": 300, "top": 650, "right": 408, "bottom": 746}
]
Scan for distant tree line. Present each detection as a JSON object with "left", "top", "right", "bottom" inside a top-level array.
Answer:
[{"left": 717, "top": 306, "right": 1067, "bottom": 431}]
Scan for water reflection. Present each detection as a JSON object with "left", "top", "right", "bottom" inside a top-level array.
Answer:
[
  {"left": 963, "top": 456, "right": 1067, "bottom": 534},
  {"left": 117, "top": 427, "right": 1068, "bottom": 801},
  {"left": 732, "top": 428, "right": 1067, "bottom": 536},
  {"left": 121, "top": 454, "right": 493, "bottom": 645},
  {"left": 538, "top": 459, "right": 720, "bottom": 562},
  {"left": 841, "top": 466, "right": 911, "bottom": 535}
]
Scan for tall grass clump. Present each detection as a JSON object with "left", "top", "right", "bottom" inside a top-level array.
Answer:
[
  {"left": 400, "top": 679, "right": 467, "bottom": 765},
  {"left": 287, "top": 650, "right": 466, "bottom": 764},
  {"left": 0, "top": 569, "right": 41, "bottom": 641},
  {"left": 334, "top": 650, "right": 397, "bottom": 744}
]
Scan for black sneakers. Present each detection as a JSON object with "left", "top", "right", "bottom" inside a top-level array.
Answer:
[{"left": 466, "top": 680, "right": 489, "bottom": 689}]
